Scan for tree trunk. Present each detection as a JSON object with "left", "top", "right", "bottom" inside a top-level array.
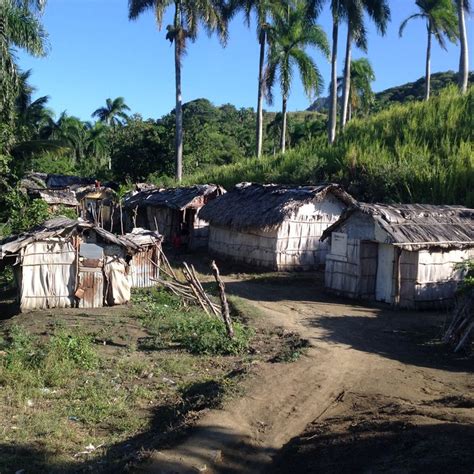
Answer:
[
  {"left": 458, "top": 0, "right": 469, "bottom": 93},
  {"left": 425, "top": 22, "right": 432, "bottom": 101},
  {"left": 340, "top": 25, "right": 352, "bottom": 130},
  {"left": 328, "top": 14, "right": 339, "bottom": 144},
  {"left": 174, "top": 3, "right": 183, "bottom": 182},
  {"left": 256, "top": 29, "right": 266, "bottom": 158},
  {"left": 280, "top": 94, "right": 287, "bottom": 153}
]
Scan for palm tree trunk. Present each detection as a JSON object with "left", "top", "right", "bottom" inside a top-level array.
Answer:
[
  {"left": 328, "top": 14, "right": 339, "bottom": 144},
  {"left": 340, "top": 25, "right": 352, "bottom": 130},
  {"left": 256, "top": 29, "right": 266, "bottom": 158},
  {"left": 174, "top": 3, "right": 183, "bottom": 182},
  {"left": 457, "top": 0, "right": 469, "bottom": 93},
  {"left": 425, "top": 22, "right": 432, "bottom": 101},
  {"left": 280, "top": 94, "right": 287, "bottom": 153}
]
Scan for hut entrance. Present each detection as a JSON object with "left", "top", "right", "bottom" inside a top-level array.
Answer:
[{"left": 376, "top": 244, "right": 394, "bottom": 303}]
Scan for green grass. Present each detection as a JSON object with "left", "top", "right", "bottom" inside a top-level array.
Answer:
[
  {"left": 132, "top": 288, "right": 254, "bottom": 355},
  {"left": 184, "top": 86, "right": 474, "bottom": 207}
]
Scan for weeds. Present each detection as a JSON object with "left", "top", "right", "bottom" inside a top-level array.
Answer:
[{"left": 133, "top": 288, "right": 253, "bottom": 356}]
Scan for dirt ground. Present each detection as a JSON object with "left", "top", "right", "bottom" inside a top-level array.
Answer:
[{"left": 139, "top": 272, "right": 474, "bottom": 473}]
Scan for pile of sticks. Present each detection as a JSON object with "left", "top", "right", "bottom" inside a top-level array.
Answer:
[
  {"left": 155, "top": 249, "right": 234, "bottom": 339},
  {"left": 443, "top": 290, "right": 473, "bottom": 353}
]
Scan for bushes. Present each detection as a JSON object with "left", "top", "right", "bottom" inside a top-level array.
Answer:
[{"left": 134, "top": 288, "right": 253, "bottom": 356}]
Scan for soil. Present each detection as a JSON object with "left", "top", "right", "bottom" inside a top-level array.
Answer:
[{"left": 138, "top": 272, "right": 474, "bottom": 473}]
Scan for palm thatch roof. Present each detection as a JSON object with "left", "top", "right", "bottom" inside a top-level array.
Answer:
[
  {"left": 199, "top": 183, "right": 357, "bottom": 231},
  {"left": 0, "top": 218, "right": 160, "bottom": 258},
  {"left": 28, "top": 188, "right": 79, "bottom": 207},
  {"left": 20, "top": 173, "right": 118, "bottom": 207},
  {"left": 322, "top": 203, "right": 474, "bottom": 250},
  {"left": 123, "top": 185, "right": 225, "bottom": 211}
]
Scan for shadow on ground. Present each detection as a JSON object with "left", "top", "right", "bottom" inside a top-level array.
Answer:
[
  {"left": 269, "top": 405, "right": 474, "bottom": 473},
  {"left": 0, "top": 372, "right": 270, "bottom": 474}
]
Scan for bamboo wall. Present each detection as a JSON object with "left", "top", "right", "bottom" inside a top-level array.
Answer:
[{"left": 207, "top": 195, "right": 346, "bottom": 271}]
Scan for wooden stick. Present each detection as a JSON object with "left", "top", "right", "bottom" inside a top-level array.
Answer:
[
  {"left": 184, "top": 262, "right": 220, "bottom": 317},
  {"left": 210, "top": 260, "right": 234, "bottom": 339}
]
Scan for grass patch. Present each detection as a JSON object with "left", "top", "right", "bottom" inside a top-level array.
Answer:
[{"left": 133, "top": 288, "right": 253, "bottom": 355}]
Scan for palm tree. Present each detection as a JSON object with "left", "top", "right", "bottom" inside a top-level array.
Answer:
[
  {"left": 337, "top": 57, "right": 375, "bottom": 121},
  {"left": 455, "top": 0, "right": 471, "bottom": 93},
  {"left": 92, "top": 97, "right": 130, "bottom": 126},
  {"left": 0, "top": 0, "right": 47, "bottom": 123},
  {"left": 234, "top": 0, "right": 279, "bottom": 159},
  {"left": 327, "top": 0, "right": 341, "bottom": 144},
  {"left": 340, "top": 0, "right": 390, "bottom": 131},
  {"left": 400, "top": 0, "right": 458, "bottom": 101},
  {"left": 15, "top": 70, "right": 52, "bottom": 140},
  {"left": 129, "top": 0, "right": 229, "bottom": 182},
  {"left": 265, "top": 0, "right": 329, "bottom": 153}
]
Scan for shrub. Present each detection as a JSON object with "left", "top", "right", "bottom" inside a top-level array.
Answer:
[{"left": 173, "top": 311, "right": 253, "bottom": 356}]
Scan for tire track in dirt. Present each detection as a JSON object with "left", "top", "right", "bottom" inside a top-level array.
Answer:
[{"left": 139, "top": 280, "right": 372, "bottom": 473}]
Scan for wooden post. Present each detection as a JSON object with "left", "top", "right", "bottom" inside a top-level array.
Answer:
[{"left": 211, "top": 260, "right": 234, "bottom": 339}]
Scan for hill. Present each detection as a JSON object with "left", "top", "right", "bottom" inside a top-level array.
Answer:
[
  {"left": 186, "top": 86, "right": 473, "bottom": 207},
  {"left": 307, "top": 70, "right": 473, "bottom": 112}
]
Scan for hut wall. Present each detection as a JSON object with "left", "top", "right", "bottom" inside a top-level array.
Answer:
[
  {"left": 325, "top": 238, "right": 361, "bottom": 297},
  {"left": 412, "top": 248, "right": 473, "bottom": 307},
  {"left": 20, "top": 239, "right": 76, "bottom": 311},
  {"left": 208, "top": 225, "right": 279, "bottom": 269},
  {"left": 146, "top": 207, "right": 180, "bottom": 242},
  {"left": 130, "top": 247, "right": 159, "bottom": 288},
  {"left": 275, "top": 196, "right": 346, "bottom": 270}
]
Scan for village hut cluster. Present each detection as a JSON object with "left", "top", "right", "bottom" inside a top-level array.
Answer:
[
  {"left": 21, "top": 172, "right": 118, "bottom": 228},
  {"left": 2, "top": 174, "right": 473, "bottom": 313}
]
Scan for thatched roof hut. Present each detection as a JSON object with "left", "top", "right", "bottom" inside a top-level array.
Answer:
[
  {"left": 20, "top": 172, "right": 118, "bottom": 227},
  {"left": 200, "top": 183, "right": 356, "bottom": 271},
  {"left": 123, "top": 184, "right": 225, "bottom": 249},
  {"left": 0, "top": 218, "right": 161, "bottom": 311},
  {"left": 322, "top": 203, "right": 474, "bottom": 308}
]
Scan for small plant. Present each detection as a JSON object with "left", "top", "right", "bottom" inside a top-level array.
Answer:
[{"left": 48, "top": 331, "right": 99, "bottom": 370}]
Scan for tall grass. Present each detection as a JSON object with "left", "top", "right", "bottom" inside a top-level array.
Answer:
[{"left": 185, "top": 86, "right": 473, "bottom": 206}]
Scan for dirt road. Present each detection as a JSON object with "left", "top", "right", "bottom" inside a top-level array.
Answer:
[{"left": 140, "top": 275, "right": 474, "bottom": 473}]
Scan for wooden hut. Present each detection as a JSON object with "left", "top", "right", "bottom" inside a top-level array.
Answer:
[
  {"left": 322, "top": 203, "right": 474, "bottom": 308},
  {"left": 20, "top": 172, "right": 117, "bottom": 228},
  {"left": 0, "top": 218, "right": 161, "bottom": 311},
  {"left": 199, "top": 183, "right": 356, "bottom": 271},
  {"left": 123, "top": 185, "right": 225, "bottom": 250}
]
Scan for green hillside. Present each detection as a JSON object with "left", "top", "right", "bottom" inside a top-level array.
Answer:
[
  {"left": 186, "top": 86, "right": 474, "bottom": 207},
  {"left": 308, "top": 70, "right": 473, "bottom": 112}
]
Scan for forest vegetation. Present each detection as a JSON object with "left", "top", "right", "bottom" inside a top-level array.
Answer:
[{"left": 0, "top": 0, "right": 472, "bottom": 229}]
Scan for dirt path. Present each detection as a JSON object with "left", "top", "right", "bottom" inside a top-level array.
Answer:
[{"left": 139, "top": 276, "right": 473, "bottom": 473}]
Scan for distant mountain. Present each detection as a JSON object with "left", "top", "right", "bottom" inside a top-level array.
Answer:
[{"left": 307, "top": 70, "right": 472, "bottom": 112}]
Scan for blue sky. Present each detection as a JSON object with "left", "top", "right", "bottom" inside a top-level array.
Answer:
[{"left": 18, "top": 0, "right": 473, "bottom": 121}]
